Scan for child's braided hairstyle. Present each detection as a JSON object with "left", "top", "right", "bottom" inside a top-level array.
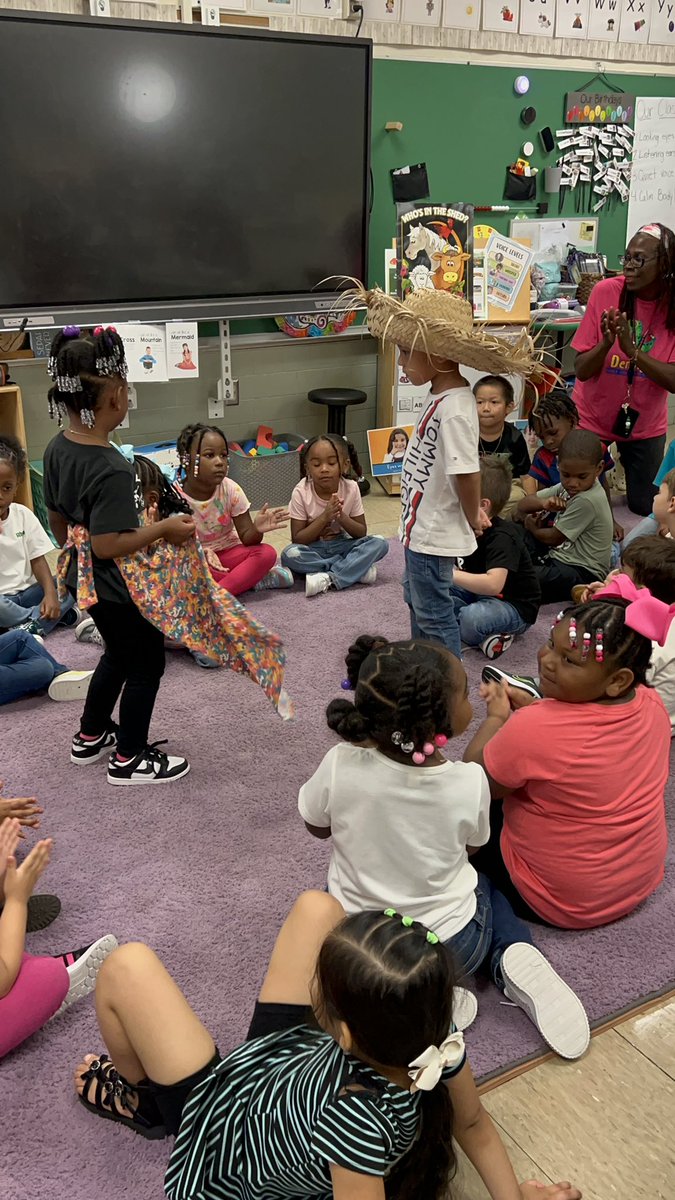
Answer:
[
  {"left": 176, "top": 423, "right": 228, "bottom": 480},
  {"left": 299, "top": 434, "right": 363, "bottom": 481},
  {"left": 529, "top": 387, "right": 579, "bottom": 433},
  {"left": 564, "top": 596, "right": 653, "bottom": 686},
  {"left": 0, "top": 434, "right": 27, "bottom": 482},
  {"left": 47, "top": 327, "right": 127, "bottom": 428},
  {"left": 133, "top": 455, "right": 192, "bottom": 519}
]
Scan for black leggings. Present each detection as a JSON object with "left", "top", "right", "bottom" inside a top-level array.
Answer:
[
  {"left": 469, "top": 800, "right": 550, "bottom": 926},
  {"left": 617, "top": 434, "right": 666, "bottom": 517},
  {"left": 79, "top": 599, "right": 165, "bottom": 758}
]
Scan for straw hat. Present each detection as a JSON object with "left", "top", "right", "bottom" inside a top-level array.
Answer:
[{"left": 345, "top": 282, "right": 544, "bottom": 378}]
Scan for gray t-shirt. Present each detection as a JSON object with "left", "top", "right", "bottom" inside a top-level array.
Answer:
[{"left": 538, "top": 480, "right": 613, "bottom": 578}]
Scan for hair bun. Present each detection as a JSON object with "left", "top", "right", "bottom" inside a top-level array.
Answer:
[
  {"left": 326, "top": 698, "right": 370, "bottom": 743},
  {"left": 344, "top": 634, "right": 389, "bottom": 688}
]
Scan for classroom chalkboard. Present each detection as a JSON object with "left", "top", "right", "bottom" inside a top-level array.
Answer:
[{"left": 369, "top": 60, "right": 675, "bottom": 288}]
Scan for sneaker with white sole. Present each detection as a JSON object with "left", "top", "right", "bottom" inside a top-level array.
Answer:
[
  {"left": 71, "top": 726, "right": 117, "bottom": 765},
  {"left": 500, "top": 942, "right": 590, "bottom": 1060},
  {"left": 107, "top": 742, "right": 190, "bottom": 786},
  {"left": 75, "top": 616, "right": 103, "bottom": 646},
  {"left": 254, "top": 565, "right": 294, "bottom": 591},
  {"left": 480, "top": 633, "right": 514, "bottom": 659},
  {"left": 453, "top": 986, "right": 478, "bottom": 1032},
  {"left": 305, "top": 572, "right": 332, "bottom": 598},
  {"left": 48, "top": 670, "right": 95, "bottom": 702},
  {"left": 53, "top": 934, "right": 119, "bottom": 1016},
  {"left": 481, "top": 666, "right": 543, "bottom": 700},
  {"left": 359, "top": 565, "right": 377, "bottom": 585}
]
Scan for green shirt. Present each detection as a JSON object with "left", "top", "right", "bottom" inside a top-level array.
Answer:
[{"left": 538, "top": 480, "right": 613, "bottom": 579}]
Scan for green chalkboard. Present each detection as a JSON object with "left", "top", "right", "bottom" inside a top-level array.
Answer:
[{"left": 369, "top": 60, "right": 675, "bottom": 287}]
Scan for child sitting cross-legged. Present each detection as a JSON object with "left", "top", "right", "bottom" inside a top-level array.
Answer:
[
  {"left": 516, "top": 429, "right": 613, "bottom": 602},
  {"left": 176, "top": 423, "right": 293, "bottom": 595},
  {"left": 450, "top": 456, "right": 541, "bottom": 659},
  {"left": 299, "top": 635, "right": 589, "bottom": 1060},
  {"left": 474, "top": 375, "right": 531, "bottom": 517}
]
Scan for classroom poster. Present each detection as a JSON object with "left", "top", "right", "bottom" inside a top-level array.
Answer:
[
  {"left": 402, "top": 0, "right": 442, "bottom": 22},
  {"left": 298, "top": 0, "right": 340, "bottom": 14},
  {"left": 649, "top": 0, "right": 675, "bottom": 41},
  {"left": 395, "top": 364, "right": 430, "bottom": 425},
  {"left": 167, "top": 323, "right": 199, "bottom": 379},
  {"left": 117, "top": 324, "right": 167, "bottom": 383},
  {"left": 251, "top": 0, "right": 296, "bottom": 12},
  {"left": 555, "top": 0, "right": 590, "bottom": 36},
  {"left": 361, "top": 0, "right": 402, "bottom": 19},
  {"left": 519, "top": 0, "right": 555, "bottom": 34},
  {"left": 618, "top": 0, "right": 652, "bottom": 39},
  {"left": 482, "top": 0, "right": 520, "bottom": 29},
  {"left": 367, "top": 425, "right": 415, "bottom": 477},
  {"left": 397, "top": 202, "right": 473, "bottom": 302},
  {"left": 586, "top": 0, "right": 620, "bottom": 39},
  {"left": 442, "top": 0, "right": 481, "bottom": 27},
  {"left": 484, "top": 233, "right": 534, "bottom": 312}
]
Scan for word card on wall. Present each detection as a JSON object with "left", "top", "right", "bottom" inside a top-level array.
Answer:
[
  {"left": 482, "top": 0, "right": 520, "bottom": 30},
  {"left": 442, "top": 0, "right": 481, "bottom": 26},
  {"left": 587, "top": 0, "right": 620, "bottom": 41},
  {"left": 649, "top": 0, "right": 675, "bottom": 43},
  {"left": 520, "top": 0, "right": 555, "bottom": 35},
  {"left": 556, "top": 0, "right": 591, "bottom": 37},
  {"left": 618, "top": 0, "right": 652, "bottom": 40}
]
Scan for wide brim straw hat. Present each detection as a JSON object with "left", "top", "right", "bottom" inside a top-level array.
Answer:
[{"left": 342, "top": 281, "right": 546, "bottom": 379}]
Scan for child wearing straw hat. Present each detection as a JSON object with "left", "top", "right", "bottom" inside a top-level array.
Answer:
[{"left": 355, "top": 285, "right": 542, "bottom": 658}]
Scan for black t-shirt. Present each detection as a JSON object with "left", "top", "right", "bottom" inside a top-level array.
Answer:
[
  {"left": 457, "top": 517, "right": 541, "bottom": 624},
  {"left": 43, "top": 433, "right": 139, "bottom": 603},
  {"left": 479, "top": 423, "right": 531, "bottom": 480}
]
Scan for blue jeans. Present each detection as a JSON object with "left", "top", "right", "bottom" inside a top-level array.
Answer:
[
  {"left": 0, "top": 630, "right": 67, "bottom": 705},
  {"left": 449, "top": 585, "right": 529, "bottom": 646},
  {"left": 281, "top": 535, "right": 389, "bottom": 590},
  {"left": 444, "top": 873, "right": 534, "bottom": 990},
  {"left": 402, "top": 548, "right": 461, "bottom": 660},
  {"left": 622, "top": 513, "right": 659, "bottom": 550},
  {"left": 0, "top": 580, "right": 75, "bottom": 634}
]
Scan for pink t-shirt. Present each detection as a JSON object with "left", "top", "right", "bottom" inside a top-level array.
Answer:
[
  {"left": 572, "top": 275, "right": 675, "bottom": 441},
  {"left": 289, "top": 477, "right": 364, "bottom": 537},
  {"left": 483, "top": 686, "right": 669, "bottom": 928},
  {"left": 177, "top": 477, "right": 249, "bottom": 552}
]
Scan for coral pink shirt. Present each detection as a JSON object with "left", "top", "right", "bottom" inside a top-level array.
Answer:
[
  {"left": 483, "top": 686, "right": 669, "bottom": 928},
  {"left": 572, "top": 276, "right": 675, "bottom": 441}
]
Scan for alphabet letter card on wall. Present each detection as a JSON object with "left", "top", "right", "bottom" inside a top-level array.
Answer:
[
  {"left": 619, "top": 0, "right": 652, "bottom": 40},
  {"left": 482, "top": 0, "right": 520, "bottom": 30},
  {"left": 442, "top": 0, "right": 482, "bottom": 27},
  {"left": 556, "top": 0, "right": 590, "bottom": 36},
  {"left": 587, "top": 0, "right": 620, "bottom": 40},
  {"left": 520, "top": 0, "right": 555, "bottom": 34},
  {"left": 362, "top": 0, "right": 402, "bottom": 19},
  {"left": 403, "top": 0, "right": 442, "bottom": 24},
  {"left": 649, "top": 0, "right": 675, "bottom": 43}
]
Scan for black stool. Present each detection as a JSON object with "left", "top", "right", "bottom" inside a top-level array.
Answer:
[{"left": 308, "top": 387, "right": 366, "bottom": 438}]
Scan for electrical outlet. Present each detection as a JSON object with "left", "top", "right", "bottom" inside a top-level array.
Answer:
[
  {"left": 208, "top": 396, "right": 225, "bottom": 419},
  {"left": 226, "top": 379, "right": 239, "bottom": 406},
  {"left": 89, "top": 0, "right": 110, "bottom": 14},
  {"left": 127, "top": 384, "right": 138, "bottom": 411},
  {"left": 346, "top": 0, "right": 363, "bottom": 18},
  {"left": 201, "top": 3, "right": 220, "bottom": 24}
]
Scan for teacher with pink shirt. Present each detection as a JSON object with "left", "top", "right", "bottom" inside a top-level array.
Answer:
[{"left": 572, "top": 222, "right": 675, "bottom": 515}]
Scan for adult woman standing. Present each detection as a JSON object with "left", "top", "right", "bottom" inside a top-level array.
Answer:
[{"left": 572, "top": 223, "right": 675, "bottom": 515}]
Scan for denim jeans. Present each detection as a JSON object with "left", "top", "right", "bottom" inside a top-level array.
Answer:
[
  {"left": 444, "top": 873, "right": 534, "bottom": 990},
  {"left": 0, "top": 580, "right": 75, "bottom": 634},
  {"left": 622, "top": 513, "right": 659, "bottom": 550},
  {"left": 402, "top": 548, "right": 461, "bottom": 660},
  {"left": 281, "top": 535, "right": 389, "bottom": 590},
  {"left": 0, "top": 630, "right": 66, "bottom": 705},
  {"left": 449, "top": 585, "right": 529, "bottom": 647}
]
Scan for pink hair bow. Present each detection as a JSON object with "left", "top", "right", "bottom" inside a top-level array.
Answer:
[{"left": 594, "top": 572, "right": 675, "bottom": 647}]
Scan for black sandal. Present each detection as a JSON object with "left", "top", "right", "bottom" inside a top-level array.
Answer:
[{"left": 78, "top": 1054, "right": 166, "bottom": 1140}]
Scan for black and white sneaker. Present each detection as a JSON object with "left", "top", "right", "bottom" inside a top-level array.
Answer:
[
  {"left": 481, "top": 666, "right": 543, "bottom": 700},
  {"left": 107, "top": 741, "right": 190, "bottom": 786},
  {"left": 71, "top": 726, "right": 118, "bottom": 765}
]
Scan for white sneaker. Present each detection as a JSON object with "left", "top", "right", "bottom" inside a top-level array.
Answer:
[
  {"left": 500, "top": 943, "right": 590, "bottom": 1060},
  {"left": 453, "top": 986, "right": 478, "bottom": 1032},
  {"left": 360, "top": 565, "right": 377, "bottom": 585},
  {"left": 75, "top": 616, "right": 103, "bottom": 646},
  {"left": 53, "top": 934, "right": 119, "bottom": 1016},
  {"left": 48, "top": 669, "right": 95, "bottom": 702},
  {"left": 480, "top": 633, "right": 514, "bottom": 659},
  {"left": 305, "top": 572, "right": 332, "bottom": 598}
]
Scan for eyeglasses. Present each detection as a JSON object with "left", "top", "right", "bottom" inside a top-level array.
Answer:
[{"left": 618, "top": 253, "right": 659, "bottom": 268}]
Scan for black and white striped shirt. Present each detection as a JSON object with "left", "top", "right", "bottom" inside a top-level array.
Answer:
[{"left": 165, "top": 1024, "right": 464, "bottom": 1199}]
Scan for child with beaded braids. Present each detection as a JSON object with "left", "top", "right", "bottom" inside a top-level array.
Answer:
[
  {"left": 466, "top": 581, "right": 671, "bottom": 930},
  {"left": 299, "top": 636, "right": 589, "bottom": 1060},
  {"left": 43, "top": 327, "right": 196, "bottom": 785}
]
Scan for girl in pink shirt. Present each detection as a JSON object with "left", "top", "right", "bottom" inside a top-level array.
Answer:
[
  {"left": 464, "top": 581, "right": 670, "bottom": 930},
  {"left": 282, "top": 435, "right": 388, "bottom": 597},
  {"left": 176, "top": 424, "right": 293, "bottom": 596}
]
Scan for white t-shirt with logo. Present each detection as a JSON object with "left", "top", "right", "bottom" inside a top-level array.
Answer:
[
  {"left": 298, "top": 742, "right": 491, "bottom": 941},
  {"left": 0, "top": 503, "right": 54, "bottom": 594},
  {"left": 399, "top": 386, "right": 479, "bottom": 557}
]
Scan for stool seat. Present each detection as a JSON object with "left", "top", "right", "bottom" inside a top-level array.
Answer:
[{"left": 308, "top": 388, "right": 366, "bottom": 438}]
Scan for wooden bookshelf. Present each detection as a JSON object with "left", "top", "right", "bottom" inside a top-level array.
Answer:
[{"left": 0, "top": 385, "right": 33, "bottom": 509}]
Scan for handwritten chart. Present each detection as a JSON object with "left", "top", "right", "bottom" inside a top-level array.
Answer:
[{"left": 627, "top": 96, "right": 675, "bottom": 237}]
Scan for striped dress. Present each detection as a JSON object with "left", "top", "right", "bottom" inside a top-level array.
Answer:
[{"left": 165, "top": 1024, "right": 465, "bottom": 1200}]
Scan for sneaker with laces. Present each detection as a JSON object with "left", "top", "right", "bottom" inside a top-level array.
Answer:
[
  {"left": 359, "top": 565, "right": 377, "bottom": 585},
  {"left": 75, "top": 616, "right": 103, "bottom": 646},
  {"left": 254, "top": 565, "right": 294, "bottom": 591},
  {"left": 305, "top": 572, "right": 332, "bottom": 598},
  {"left": 480, "top": 633, "right": 514, "bottom": 659},
  {"left": 453, "top": 986, "right": 478, "bottom": 1032},
  {"left": 481, "top": 666, "right": 542, "bottom": 700},
  {"left": 16, "top": 618, "right": 45, "bottom": 638},
  {"left": 48, "top": 670, "right": 94, "bottom": 702},
  {"left": 53, "top": 934, "right": 119, "bottom": 1016},
  {"left": 107, "top": 742, "right": 190, "bottom": 786},
  {"left": 59, "top": 606, "right": 81, "bottom": 628},
  {"left": 500, "top": 942, "right": 590, "bottom": 1060},
  {"left": 71, "top": 726, "right": 117, "bottom": 765}
]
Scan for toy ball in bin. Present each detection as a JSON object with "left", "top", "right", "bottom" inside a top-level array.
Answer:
[{"left": 228, "top": 430, "right": 305, "bottom": 510}]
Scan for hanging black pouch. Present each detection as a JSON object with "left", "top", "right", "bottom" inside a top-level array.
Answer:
[
  {"left": 612, "top": 401, "right": 640, "bottom": 439},
  {"left": 504, "top": 170, "right": 536, "bottom": 201}
]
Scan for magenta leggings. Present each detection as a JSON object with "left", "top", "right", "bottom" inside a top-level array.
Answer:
[
  {"left": 0, "top": 953, "right": 68, "bottom": 1058},
  {"left": 209, "top": 543, "right": 277, "bottom": 596}
]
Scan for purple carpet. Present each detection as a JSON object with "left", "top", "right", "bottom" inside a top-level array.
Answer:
[{"left": 2, "top": 531, "right": 673, "bottom": 1200}]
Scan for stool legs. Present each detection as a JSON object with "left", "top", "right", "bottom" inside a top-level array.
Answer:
[{"left": 326, "top": 406, "right": 346, "bottom": 438}]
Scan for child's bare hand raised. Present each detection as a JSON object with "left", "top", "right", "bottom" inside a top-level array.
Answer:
[
  {"left": 479, "top": 680, "right": 511, "bottom": 723},
  {"left": 326, "top": 494, "right": 343, "bottom": 522},
  {"left": 0, "top": 786, "right": 43, "bottom": 831},
  {"left": 255, "top": 503, "right": 290, "bottom": 533},
  {"left": 520, "top": 1180, "right": 581, "bottom": 1200},
  {"left": 2, "top": 837, "right": 53, "bottom": 906}
]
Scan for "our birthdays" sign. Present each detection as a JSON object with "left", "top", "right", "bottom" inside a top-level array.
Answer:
[{"left": 565, "top": 91, "right": 635, "bottom": 124}]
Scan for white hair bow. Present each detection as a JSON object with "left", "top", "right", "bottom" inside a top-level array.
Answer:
[{"left": 408, "top": 1030, "right": 465, "bottom": 1092}]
